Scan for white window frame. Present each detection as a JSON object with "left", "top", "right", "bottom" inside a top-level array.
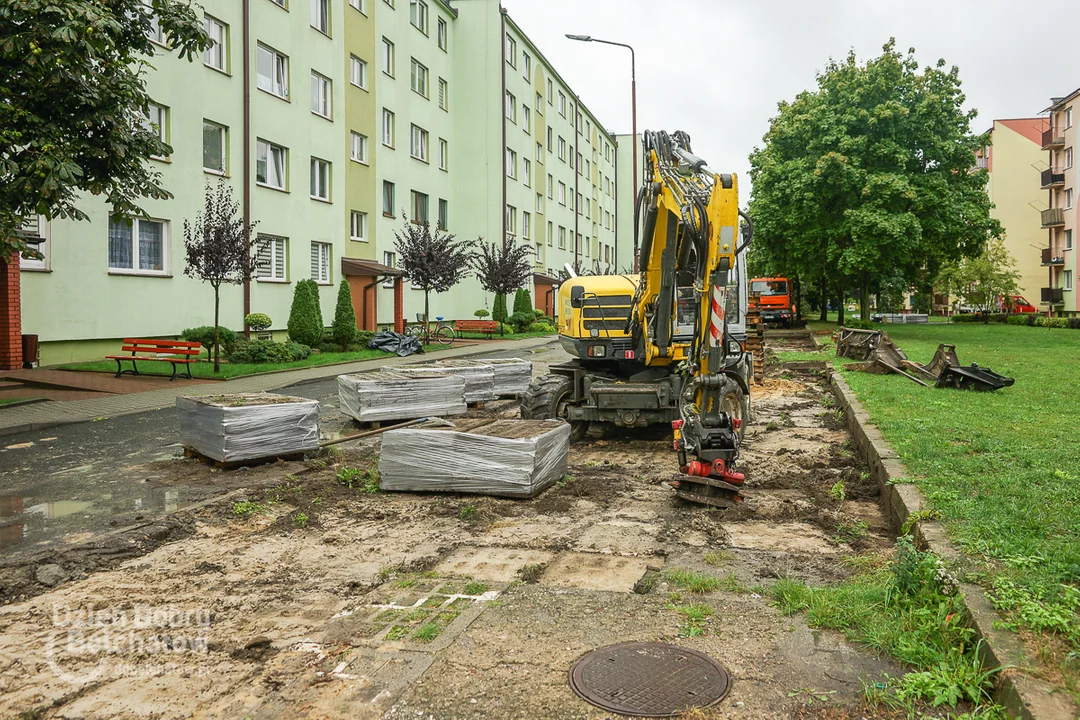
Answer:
[
  {"left": 382, "top": 251, "right": 396, "bottom": 287},
  {"left": 1065, "top": 229, "right": 1073, "bottom": 251},
  {"left": 1066, "top": 147, "right": 1074, "bottom": 170},
  {"left": 350, "top": 210, "right": 368, "bottom": 242},
  {"left": 438, "top": 77, "right": 448, "bottom": 110},
  {"left": 558, "top": 91, "right": 566, "bottom": 117},
  {"left": 536, "top": 141, "right": 543, "bottom": 163},
  {"left": 558, "top": 136, "right": 566, "bottom": 162},
  {"left": 438, "top": 198, "right": 448, "bottom": 230},
  {"left": 547, "top": 78, "right": 553, "bottom": 105},
  {"left": 311, "top": 241, "right": 332, "bottom": 284},
  {"left": 203, "top": 15, "right": 226, "bottom": 72},
  {"left": 438, "top": 138, "right": 448, "bottom": 171},
  {"left": 310, "top": 71, "right": 332, "bottom": 119},
  {"left": 523, "top": 211, "right": 531, "bottom": 240},
  {"left": 108, "top": 217, "right": 169, "bottom": 276},
  {"left": 558, "top": 182, "right": 566, "bottom": 205},
  {"left": 257, "top": 235, "right": 288, "bottom": 282},
  {"left": 202, "top": 120, "right": 226, "bottom": 174},
  {"left": 410, "top": 124, "right": 429, "bottom": 162},
  {"left": 523, "top": 157, "right": 531, "bottom": 187},
  {"left": 505, "top": 91, "right": 516, "bottom": 122},
  {"left": 506, "top": 35, "right": 516, "bottom": 67},
  {"left": 1066, "top": 107, "right": 1074, "bottom": 129},
  {"left": 547, "top": 175, "right": 553, "bottom": 199},
  {"left": 523, "top": 52, "right": 531, "bottom": 79},
  {"left": 506, "top": 148, "right": 517, "bottom": 179},
  {"left": 1065, "top": 269, "right": 1074, "bottom": 292},
  {"left": 382, "top": 181, "right": 395, "bottom": 216},
  {"left": 350, "top": 131, "right": 368, "bottom": 164},
  {"left": 349, "top": 0, "right": 367, "bottom": 13},
  {"left": 381, "top": 37, "right": 395, "bottom": 76},
  {"left": 536, "top": 91, "right": 543, "bottom": 114},
  {"left": 410, "top": 58, "right": 429, "bottom": 98},
  {"left": 535, "top": 192, "right": 542, "bottom": 213},
  {"left": 411, "top": 190, "right": 429, "bottom": 223},
  {"left": 256, "top": 139, "right": 287, "bottom": 190},
  {"left": 523, "top": 105, "right": 530, "bottom": 134},
  {"left": 144, "top": 102, "right": 168, "bottom": 160},
  {"left": 18, "top": 216, "right": 49, "bottom": 271},
  {"left": 438, "top": 17, "right": 447, "bottom": 50},
  {"left": 146, "top": 3, "right": 166, "bottom": 45},
  {"left": 256, "top": 44, "right": 289, "bottom": 99},
  {"left": 409, "top": 0, "right": 428, "bottom": 33},
  {"left": 350, "top": 55, "right": 368, "bottom": 89},
  {"left": 558, "top": 226, "right": 566, "bottom": 250},
  {"left": 506, "top": 205, "right": 517, "bottom": 236},
  {"left": 1067, "top": 188, "right": 1074, "bottom": 210},
  {"left": 310, "top": 157, "right": 331, "bottom": 201},
  {"left": 547, "top": 221, "right": 553, "bottom": 247},
  {"left": 382, "top": 108, "right": 395, "bottom": 147},
  {"left": 311, "top": 0, "right": 330, "bottom": 34}
]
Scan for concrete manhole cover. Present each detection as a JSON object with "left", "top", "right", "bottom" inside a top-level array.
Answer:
[{"left": 568, "top": 641, "right": 731, "bottom": 717}]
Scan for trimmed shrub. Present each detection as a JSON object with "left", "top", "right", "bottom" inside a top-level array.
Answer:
[
  {"left": 532, "top": 309, "right": 546, "bottom": 320},
  {"left": 285, "top": 342, "right": 311, "bottom": 361},
  {"left": 1006, "top": 314, "right": 1029, "bottom": 326},
  {"left": 1068, "top": 318, "right": 1080, "bottom": 330},
  {"left": 527, "top": 322, "right": 556, "bottom": 333},
  {"left": 356, "top": 330, "right": 375, "bottom": 346},
  {"left": 245, "top": 313, "right": 272, "bottom": 332},
  {"left": 507, "top": 311, "right": 535, "bottom": 333},
  {"left": 227, "top": 339, "right": 293, "bottom": 364},
  {"left": 497, "top": 322, "right": 513, "bottom": 335},
  {"left": 513, "top": 288, "right": 533, "bottom": 315},
  {"left": 844, "top": 319, "right": 874, "bottom": 330},
  {"left": 287, "top": 279, "right": 324, "bottom": 347},
  {"left": 474, "top": 308, "right": 490, "bottom": 319},
  {"left": 331, "top": 280, "right": 359, "bottom": 347},
  {"left": 182, "top": 326, "right": 237, "bottom": 354}
]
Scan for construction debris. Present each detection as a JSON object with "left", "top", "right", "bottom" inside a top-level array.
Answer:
[
  {"left": 378, "top": 418, "right": 570, "bottom": 498},
  {"left": 338, "top": 370, "right": 466, "bottom": 423},
  {"left": 455, "top": 357, "right": 532, "bottom": 397},
  {"left": 399, "top": 362, "right": 496, "bottom": 404},
  {"left": 177, "top": 393, "right": 320, "bottom": 462}
]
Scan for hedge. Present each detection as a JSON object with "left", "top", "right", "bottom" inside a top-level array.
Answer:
[{"left": 951, "top": 313, "right": 1080, "bottom": 329}]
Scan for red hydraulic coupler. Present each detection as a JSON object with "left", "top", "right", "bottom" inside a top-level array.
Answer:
[{"left": 681, "top": 459, "right": 746, "bottom": 486}]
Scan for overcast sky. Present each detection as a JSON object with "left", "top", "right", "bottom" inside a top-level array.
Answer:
[{"left": 503, "top": 0, "right": 1080, "bottom": 199}]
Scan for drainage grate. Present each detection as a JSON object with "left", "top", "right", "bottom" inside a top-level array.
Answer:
[{"left": 568, "top": 641, "right": 731, "bottom": 717}]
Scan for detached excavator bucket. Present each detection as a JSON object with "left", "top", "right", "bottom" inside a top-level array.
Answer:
[
  {"left": 935, "top": 364, "right": 1015, "bottom": 392},
  {"left": 836, "top": 328, "right": 882, "bottom": 360}
]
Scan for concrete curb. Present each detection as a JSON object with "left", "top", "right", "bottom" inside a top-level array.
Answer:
[{"left": 829, "top": 370, "right": 1077, "bottom": 720}]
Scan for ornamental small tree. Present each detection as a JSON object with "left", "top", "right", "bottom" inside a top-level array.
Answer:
[
  {"left": 393, "top": 217, "right": 476, "bottom": 333},
  {"left": 331, "top": 279, "right": 359, "bottom": 347},
  {"left": 182, "top": 181, "right": 260, "bottom": 373},
  {"left": 287, "top": 279, "right": 323, "bottom": 347},
  {"left": 245, "top": 313, "right": 272, "bottom": 332},
  {"left": 472, "top": 238, "right": 533, "bottom": 335},
  {"left": 513, "top": 288, "right": 533, "bottom": 315}
]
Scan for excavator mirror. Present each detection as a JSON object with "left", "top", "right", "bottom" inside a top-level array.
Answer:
[{"left": 570, "top": 285, "right": 585, "bottom": 308}]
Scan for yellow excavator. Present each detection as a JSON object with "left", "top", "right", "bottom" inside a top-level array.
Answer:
[{"left": 521, "top": 130, "right": 753, "bottom": 507}]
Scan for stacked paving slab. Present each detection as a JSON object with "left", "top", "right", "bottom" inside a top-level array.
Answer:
[
  {"left": 398, "top": 362, "right": 496, "bottom": 404},
  {"left": 177, "top": 393, "right": 320, "bottom": 462},
  {"left": 455, "top": 357, "right": 532, "bottom": 397},
  {"left": 338, "top": 370, "right": 466, "bottom": 422}
]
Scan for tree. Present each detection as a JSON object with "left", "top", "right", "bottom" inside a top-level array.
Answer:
[
  {"left": 513, "top": 288, "right": 533, "bottom": 315},
  {"left": 393, "top": 218, "right": 476, "bottom": 332},
  {"left": 0, "top": 0, "right": 209, "bottom": 261},
  {"left": 748, "top": 40, "right": 1001, "bottom": 321},
  {"left": 472, "top": 238, "right": 533, "bottom": 335},
  {"left": 182, "top": 181, "right": 259, "bottom": 373},
  {"left": 288, "top": 280, "right": 323, "bottom": 347},
  {"left": 936, "top": 238, "right": 1020, "bottom": 312},
  {"left": 331, "top": 279, "right": 358, "bottom": 347}
]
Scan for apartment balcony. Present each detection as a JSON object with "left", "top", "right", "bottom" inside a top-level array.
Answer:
[
  {"left": 1042, "top": 247, "right": 1065, "bottom": 266},
  {"left": 1042, "top": 207, "right": 1065, "bottom": 228},
  {"left": 1041, "top": 168, "right": 1066, "bottom": 188},
  {"left": 1042, "top": 127, "right": 1065, "bottom": 150},
  {"left": 1042, "top": 287, "right": 1064, "bottom": 304}
]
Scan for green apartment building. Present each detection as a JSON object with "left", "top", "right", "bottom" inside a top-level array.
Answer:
[{"left": 10, "top": 0, "right": 639, "bottom": 366}]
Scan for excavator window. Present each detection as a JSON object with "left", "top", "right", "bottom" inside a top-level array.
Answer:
[
  {"left": 750, "top": 280, "right": 788, "bottom": 295},
  {"left": 674, "top": 287, "right": 696, "bottom": 338}
]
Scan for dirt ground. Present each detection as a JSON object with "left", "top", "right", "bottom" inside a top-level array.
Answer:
[{"left": 0, "top": 341, "right": 900, "bottom": 719}]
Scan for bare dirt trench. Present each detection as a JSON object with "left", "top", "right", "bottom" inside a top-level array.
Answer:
[{"left": 0, "top": 343, "right": 900, "bottom": 719}]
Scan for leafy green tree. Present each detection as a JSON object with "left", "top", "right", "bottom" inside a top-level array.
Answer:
[
  {"left": 748, "top": 40, "right": 1001, "bottom": 321},
  {"left": 936, "top": 238, "right": 1020, "bottom": 312},
  {"left": 331, "top": 279, "right": 358, "bottom": 347},
  {"left": 287, "top": 279, "right": 323, "bottom": 347},
  {"left": 393, "top": 218, "right": 476, "bottom": 331},
  {"left": 513, "top": 288, "right": 533, "bottom": 315},
  {"left": 0, "top": 0, "right": 209, "bottom": 261}
]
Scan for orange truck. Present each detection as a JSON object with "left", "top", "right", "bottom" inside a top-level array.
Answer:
[{"left": 750, "top": 277, "right": 796, "bottom": 327}]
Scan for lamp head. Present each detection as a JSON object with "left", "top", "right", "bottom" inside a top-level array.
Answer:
[{"left": 565, "top": 34, "right": 592, "bottom": 41}]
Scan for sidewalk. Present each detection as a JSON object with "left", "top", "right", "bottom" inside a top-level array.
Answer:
[{"left": 0, "top": 336, "right": 555, "bottom": 437}]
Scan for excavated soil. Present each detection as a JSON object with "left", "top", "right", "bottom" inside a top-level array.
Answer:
[{"left": 0, "top": 345, "right": 899, "bottom": 719}]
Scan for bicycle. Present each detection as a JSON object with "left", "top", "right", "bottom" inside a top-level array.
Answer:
[{"left": 405, "top": 314, "right": 456, "bottom": 346}]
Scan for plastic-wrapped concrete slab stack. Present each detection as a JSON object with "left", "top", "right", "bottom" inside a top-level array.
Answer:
[
  {"left": 379, "top": 418, "right": 570, "bottom": 498},
  {"left": 178, "top": 393, "right": 320, "bottom": 462},
  {"left": 453, "top": 357, "right": 532, "bottom": 397},
  {"left": 338, "top": 369, "right": 466, "bottom": 422},
  {"left": 398, "top": 362, "right": 496, "bottom": 404}
]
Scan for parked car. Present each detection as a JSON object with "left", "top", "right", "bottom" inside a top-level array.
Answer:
[{"left": 1003, "top": 295, "right": 1036, "bottom": 313}]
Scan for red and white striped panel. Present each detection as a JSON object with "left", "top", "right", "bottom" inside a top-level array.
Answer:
[{"left": 709, "top": 285, "right": 728, "bottom": 346}]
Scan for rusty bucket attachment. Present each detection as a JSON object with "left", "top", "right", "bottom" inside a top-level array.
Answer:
[
  {"left": 836, "top": 328, "right": 882, "bottom": 360},
  {"left": 845, "top": 334, "right": 1015, "bottom": 392},
  {"left": 936, "top": 364, "right": 1015, "bottom": 392}
]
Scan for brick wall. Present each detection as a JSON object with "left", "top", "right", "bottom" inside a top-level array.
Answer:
[
  {"left": 0, "top": 254, "right": 22, "bottom": 370},
  {"left": 393, "top": 278, "right": 404, "bottom": 333}
]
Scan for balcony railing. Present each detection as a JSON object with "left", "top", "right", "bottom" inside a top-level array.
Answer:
[
  {"left": 1042, "top": 207, "right": 1065, "bottom": 227},
  {"left": 1041, "top": 168, "right": 1066, "bottom": 188},
  {"left": 1042, "top": 247, "right": 1065, "bottom": 265},
  {"left": 1042, "top": 287, "right": 1065, "bottom": 304},
  {"left": 1042, "top": 127, "right": 1065, "bottom": 150}
]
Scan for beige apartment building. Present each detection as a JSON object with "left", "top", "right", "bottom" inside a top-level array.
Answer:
[{"left": 1040, "top": 89, "right": 1078, "bottom": 314}]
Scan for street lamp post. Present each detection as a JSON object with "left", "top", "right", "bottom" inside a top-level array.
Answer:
[{"left": 565, "top": 34, "right": 637, "bottom": 272}]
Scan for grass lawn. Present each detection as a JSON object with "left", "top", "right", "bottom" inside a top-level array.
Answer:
[{"left": 780, "top": 321, "right": 1080, "bottom": 697}]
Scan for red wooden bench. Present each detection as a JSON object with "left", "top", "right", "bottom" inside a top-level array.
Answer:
[
  {"left": 454, "top": 319, "right": 500, "bottom": 338},
  {"left": 106, "top": 338, "right": 202, "bottom": 381}
]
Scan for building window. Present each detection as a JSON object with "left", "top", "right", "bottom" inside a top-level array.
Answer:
[
  {"left": 256, "top": 139, "right": 287, "bottom": 190},
  {"left": 310, "top": 0, "right": 329, "bottom": 34},
  {"left": 146, "top": 5, "right": 166, "bottom": 45},
  {"left": 438, "top": 198, "right": 448, "bottom": 230},
  {"left": 18, "top": 215, "right": 49, "bottom": 271},
  {"left": 558, "top": 136, "right": 565, "bottom": 161},
  {"left": 143, "top": 102, "right": 168, "bottom": 158},
  {"left": 547, "top": 126, "right": 552, "bottom": 152},
  {"left": 505, "top": 91, "right": 516, "bottom": 122},
  {"left": 409, "top": 0, "right": 428, "bottom": 32},
  {"left": 558, "top": 91, "right": 565, "bottom": 117},
  {"left": 523, "top": 158, "right": 531, "bottom": 186},
  {"left": 411, "top": 191, "right": 429, "bottom": 223},
  {"left": 547, "top": 175, "right": 553, "bottom": 199},
  {"left": 382, "top": 108, "right": 395, "bottom": 147},
  {"left": 108, "top": 217, "right": 167, "bottom": 274},
  {"left": 558, "top": 225, "right": 566, "bottom": 249},
  {"left": 1065, "top": 229, "right": 1073, "bottom": 251},
  {"left": 523, "top": 211, "right": 531, "bottom": 239},
  {"left": 410, "top": 58, "right": 429, "bottom": 97},
  {"left": 547, "top": 221, "right": 553, "bottom": 246},
  {"left": 382, "top": 251, "right": 395, "bottom": 287},
  {"left": 350, "top": 210, "right": 367, "bottom": 241},
  {"left": 536, "top": 91, "right": 543, "bottom": 114},
  {"left": 410, "top": 124, "right": 429, "bottom": 162},
  {"left": 1066, "top": 147, "right": 1074, "bottom": 170},
  {"left": 558, "top": 182, "right": 566, "bottom": 205},
  {"left": 536, "top": 192, "right": 542, "bottom": 213},
  {"left": 536, "top": 141, "right": 543, "bottom": 163},
  {"left": 577, "top": 192, "right": 582, "bottom": 213},
  {"left": 1067, "top": 107, "right": 1073, "bottom": 129},
  {"left": 350, "top": 131, "right": 368, "bottom": 163},
  {"left": 546, "top": 78, "right": 552, "bottom": 104},
  {"left": 257, "top": 235, "right": 287, "bottom": 281},
  {"left": 383, "top": 180, "right": 395, "bottom": 216},
  {"left": 310, "top": 158, "right": 331, "bottom": 201},
  {"left": 202, "top": 121, "right": 226, "bottom": 174},
  {"left": 1065, "top": 269, "right": 1074, "bottom": 292},
  {"left": 506, "top": 205, "right": 516, "bottom": 236},
  {"left": 506, "top": 148, "right": 517, "bottom": 179},
  {"left": 523, "top": 52, "right": 531, "bottom": 79},
  {"left": 437, "top": 17, "right": 447, "bottom": 50},
  {"left": 506, "top": 35, "right": 516, "bottom": 67},
  {"left": 381, "top": 37, "right": 395, "bottom": 76},
  {"left": 438, "top": 78, "right": 448, "bottom": 110},
  {"left": 350, "top": 55, "right": 368, "bottom": 89},
  {"left": 311, "top": 241, "right": 331, "bottom": 283},
  {"left": 203, "top": 15, "right": 227, "bottom": 72},
  {"left": 438, "top": 138, "right": 448, "bottom": 170},
  {"left": 310, "top": 71, "right": 331, "bottom": 118},
  {"left": 349, "top": 0, "right": 366, "bottom": 12},
  {"left": 523, "top": 105, "right": 531, "bottom": 134},
  {"left": 1065, "top": 188, "right": 1074, "bottom": 209},
  {"left": 256, "top": 44, "right": 289, "bottom": 99}
]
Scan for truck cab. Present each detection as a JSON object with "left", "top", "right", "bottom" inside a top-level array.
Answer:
[{"left": 750, "top": 277, "right": 795, "bottom": 327}]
